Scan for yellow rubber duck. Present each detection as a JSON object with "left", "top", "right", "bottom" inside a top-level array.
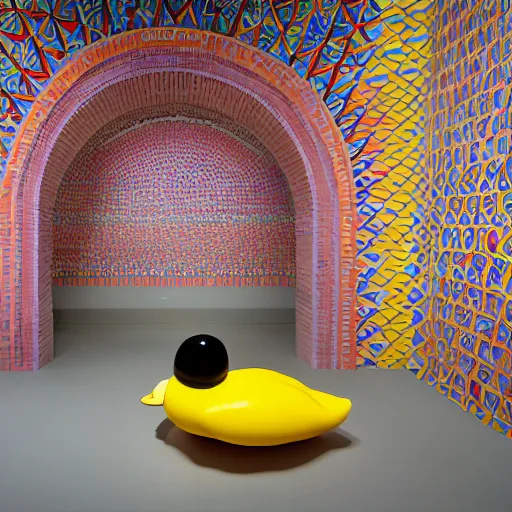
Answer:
[{"left": 141, "top": 334, "right": 352, "bottom": 446}]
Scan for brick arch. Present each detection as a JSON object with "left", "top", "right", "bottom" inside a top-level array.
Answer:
[{"left": 0, "top": 28, "right": 356, "bottom": 371}]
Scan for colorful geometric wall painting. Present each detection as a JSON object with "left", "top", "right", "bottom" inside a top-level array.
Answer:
[
  {"left": 0, "top": 0, "right": 434, "bottom": 371},
  {"left": 0, "top": 0, "right": 511, "bottom": 437},
  {"left": 409, "top": 0, "right": 512, "bottom": 439}
]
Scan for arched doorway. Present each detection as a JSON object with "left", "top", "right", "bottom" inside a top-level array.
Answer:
[{"left": 0, "top": 28, "right": 357, "bottom": 371}]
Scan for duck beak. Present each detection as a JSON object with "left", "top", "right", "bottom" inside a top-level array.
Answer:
[
  {"left": 140, "top": 379, "right": 169, "bottom": 406},
  {"left": 140, "top": 393, "right": 163, "bottom": 406}
]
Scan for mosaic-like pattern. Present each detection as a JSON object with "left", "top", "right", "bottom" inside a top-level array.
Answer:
[
  {"left": 53, "top": 120, "right": 295, "bottom": 286},
  {"left": 408, "top": 0, "right": 512, "bottom": 438},
  {"left": 0, "top": 1, "right": 433, "bottom": 368},
  {"left": 352, "top": 1, "right": 433, "bottom": 367}
]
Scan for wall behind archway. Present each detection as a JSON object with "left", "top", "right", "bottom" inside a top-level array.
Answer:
[
  {"left": 53, "top": 118, "right": 295, "bottom": 286},
  {"left": 0, "top": 1, "right": 434, "bottom": 368}
]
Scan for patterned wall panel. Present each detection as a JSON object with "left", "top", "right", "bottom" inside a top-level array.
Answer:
[
  {"left": 351, "top": 0, "right": 433, "bottom": 367},
  {"left": 409, "top": 0, "right": 512, "bottom": 438},
  {"left": 52, "top": 119, "right": 295, "bottom": 286},
  {"left": 0, "top": 0, "right": 433, "bottom": 367}
]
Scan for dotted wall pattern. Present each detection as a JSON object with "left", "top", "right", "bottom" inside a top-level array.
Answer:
[
  {"left": 52, "top": 120, "right": 296, "bottom": 286},
  {"left": 408, "top": 0, "right": 512, "bottom": 438},
  {"left": 0, "top": 1, "right": 433, "bottom": 368}
]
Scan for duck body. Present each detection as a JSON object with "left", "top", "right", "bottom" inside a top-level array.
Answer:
[
  {"left": 141, "top": 335, "right": 352, "bottom": 447},
  {"left": 148, "top": 368, "right": 351, "bottom": 446}
]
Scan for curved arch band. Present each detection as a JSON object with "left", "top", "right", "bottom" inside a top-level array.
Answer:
[{"left": 0, "top": 28, "right": 357, "bottom": 371}]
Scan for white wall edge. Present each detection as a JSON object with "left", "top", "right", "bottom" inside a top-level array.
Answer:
[{"left": 52, "top": 286, "right": 296, "bottom": 310}]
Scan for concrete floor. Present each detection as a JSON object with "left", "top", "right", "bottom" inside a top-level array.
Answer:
[{"left": 1, "top": 310, "right": 511, "bottom": 512}]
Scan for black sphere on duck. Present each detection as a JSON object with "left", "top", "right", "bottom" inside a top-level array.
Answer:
[{"left": 173, "top": 334, "right": 229, "bottom": 389}]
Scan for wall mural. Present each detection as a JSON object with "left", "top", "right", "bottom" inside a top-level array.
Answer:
[
  {"left": 0, "top": 0, "right": 433, "bottom": 370},
  {"left": 409, "top": 0, "right": 512, "bottom": 438},
  {"left": 53, "top": 119, "right": 296, "bottom": 286},
  {"left": 1, "top": 0, "right": 510, "bottom": 437}
]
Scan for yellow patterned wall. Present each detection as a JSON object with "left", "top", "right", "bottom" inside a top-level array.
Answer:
[{"left": 355, "top": 0, "right": 434, "bottom": 367}]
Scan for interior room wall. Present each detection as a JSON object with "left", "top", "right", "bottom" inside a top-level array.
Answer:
[
  {"left": 52, "top": 119, "right": 295, "bottom": 288},
  {"left": 0, "top": 1, "right": 434, "bottom": 368},
  {"left": 410, "top": 0, "right": 512, "bottom": 438}
]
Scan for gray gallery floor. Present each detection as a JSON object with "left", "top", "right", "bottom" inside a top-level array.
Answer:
[{"left": 1, "top": 310, "right": 511, "bottom": 512}]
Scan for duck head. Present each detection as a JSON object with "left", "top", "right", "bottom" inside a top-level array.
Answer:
[
  {"left": 140, "top": 334, "right": 229, "bottom": 405},
  {"left": 174, "top": 334, "right": 229, "bottom": 389}
]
